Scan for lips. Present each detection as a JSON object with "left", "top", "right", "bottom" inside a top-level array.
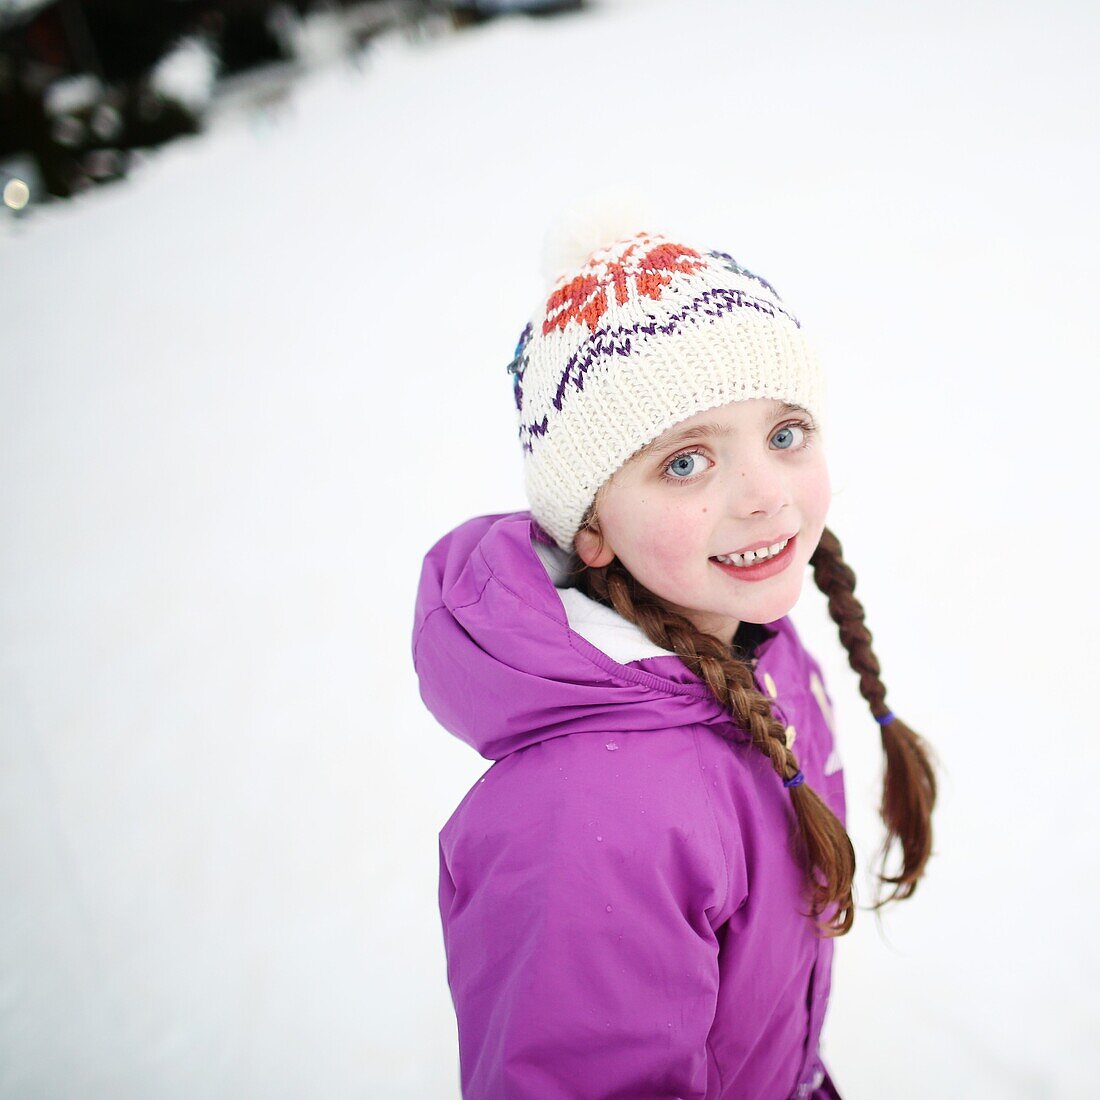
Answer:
[
  {"left": 713, "top": 532, "right": 797, "bottom": 558},
  {"left": 709, "top": 533, "right": 798, "bottom": 582}
]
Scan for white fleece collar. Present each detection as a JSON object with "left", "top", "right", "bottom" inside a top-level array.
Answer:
[{"left": 531, "top": 538, "right": 680, "bottom": 665}]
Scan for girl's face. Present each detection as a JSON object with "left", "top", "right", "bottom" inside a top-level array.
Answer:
[{"left": 574, "top": 398, "right": 831, "bottom": 648}]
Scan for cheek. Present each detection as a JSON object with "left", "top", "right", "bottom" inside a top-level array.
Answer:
[
  {"left": 624, "top": 502, "right": 710, "bottom": 582},
  {"left": 797, "top": 458, "right": 832, "bottom": 539},
  {"left": 805, "top": 460, "right": 832, "bottom": 516}
]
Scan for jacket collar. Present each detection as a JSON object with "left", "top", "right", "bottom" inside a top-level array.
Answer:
[{"left": 413, "top": 511, "right": 787, "bottom": 760}]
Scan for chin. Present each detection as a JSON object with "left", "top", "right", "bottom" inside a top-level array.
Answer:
[{"left": 737, "top": 583, "right": 802, "bottom": 623}]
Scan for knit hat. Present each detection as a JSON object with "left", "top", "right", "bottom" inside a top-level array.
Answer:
[{"left": 507, "top": 192, "right": 827, "bottom": 554}]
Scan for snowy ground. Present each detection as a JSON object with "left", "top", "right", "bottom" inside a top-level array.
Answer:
[{"left": 2, "top": 1, "right": 1099, "bottom": 1096}]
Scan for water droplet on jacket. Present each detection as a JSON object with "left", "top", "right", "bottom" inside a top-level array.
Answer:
[
  {"left": 605, "top": 740, "right": 619, "bottom": 751},
  {"left": 606, "top": 904, "right": 613, "bottom": 912},
  {"left": 596, "top": 835, "right": 603, "bottom": 841},
  {"left": 479, "top": 778, "right": 486, "bottom": 783}
]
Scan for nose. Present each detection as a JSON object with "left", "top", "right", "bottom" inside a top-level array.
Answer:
[{"left": 726, "top": 453, "right": 788, "bottom": 518}]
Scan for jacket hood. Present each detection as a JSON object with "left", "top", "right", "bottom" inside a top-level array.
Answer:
[{"left": 412, "top": 510, "right": 785, "bottom": 760}]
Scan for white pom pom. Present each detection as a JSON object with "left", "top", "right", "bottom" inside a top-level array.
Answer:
[{"left": 539, "top": 185, "right": 665, "bottom": 286}]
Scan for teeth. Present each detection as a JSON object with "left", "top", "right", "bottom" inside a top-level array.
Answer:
[{"left": 714, "top": 538, "right": 790, "bottom": 567}]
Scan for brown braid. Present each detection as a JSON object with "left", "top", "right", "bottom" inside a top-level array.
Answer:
[
  {"left": 808, "top": 527, "right": 938, "bottom": 910},
  {"left": 568, "top": 510, "right": 937, "bottom": 937},
  {"left": 568, "top": 510, "right": 852, "bottom": 937}
]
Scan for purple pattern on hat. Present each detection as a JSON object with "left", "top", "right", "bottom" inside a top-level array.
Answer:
[
  {"left": 518, "top": 284, "right": 803, "bottom": 452},
  {"left": 707, "top": 250, "right": 784, "bottom": 301}
]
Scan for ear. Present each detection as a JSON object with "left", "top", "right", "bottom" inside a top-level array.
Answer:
[{"left": 574, "top": 524, "right": 616, "bottom": 568}]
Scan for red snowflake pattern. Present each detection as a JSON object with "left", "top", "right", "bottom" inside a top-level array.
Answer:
[{"left": 541, "top": 239, "right": 709, "bottom": 336}]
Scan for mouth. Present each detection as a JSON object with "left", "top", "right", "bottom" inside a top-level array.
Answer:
[{"left": 709, "top": 534, "right": 797, "bottom": 582}]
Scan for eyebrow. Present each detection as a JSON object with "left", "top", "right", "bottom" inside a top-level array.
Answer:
[{"left": 635, "top": 402, "right": 810, "bottom": 460}]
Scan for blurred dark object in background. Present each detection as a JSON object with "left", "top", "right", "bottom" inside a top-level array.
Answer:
[
  {"left": 446, "top": 0, "right": 583, "bottom": 27},
  {"left": 0, "top": 0, "right": 589, "bottom": 210}
]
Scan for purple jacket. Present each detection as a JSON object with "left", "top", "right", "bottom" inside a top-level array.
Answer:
[{"left": 412, "top": 511, "right": 848, "bottom": 1100}]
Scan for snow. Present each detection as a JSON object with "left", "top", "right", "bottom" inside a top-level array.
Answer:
[
  {"left": 269, "top": 5, "right": 355, "bottom": 70},
  {"left": 149, "top": 35, "right": 221, "bottom": 113},
  {"left": 2, "top": 1, "right": 1099, "bottom": 1096},
  {"left": 43, "top": 72, "right": 106, "bottom": 116},
  {"left": 0, "top": 0, "right": 51, "bottom": 18}
]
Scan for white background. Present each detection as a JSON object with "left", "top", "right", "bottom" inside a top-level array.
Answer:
[{"left": 2, "top": 1, "right": 1098, "bottom": 1096}]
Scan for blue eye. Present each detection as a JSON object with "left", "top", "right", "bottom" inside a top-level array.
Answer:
[
  {"left": 662, "top": 450, "right": 713, "bottom": 481},
  {"left": 658, "top": 419, "right": 817, "bottom": 486},
  {"left": 772, "top": 423, "right": 807, "bottom": 449}
]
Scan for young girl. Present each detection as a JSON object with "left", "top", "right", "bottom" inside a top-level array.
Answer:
[{"left": 412, "top": 203, "right": 938, "bottom": 1100}]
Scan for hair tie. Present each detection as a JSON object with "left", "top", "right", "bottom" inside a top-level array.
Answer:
[
  {"left": 875, "top": 711, "right": 896, "bottom": 726},
  {"left": 783, "top": 770, "right": 805, "bottom": 789}
]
